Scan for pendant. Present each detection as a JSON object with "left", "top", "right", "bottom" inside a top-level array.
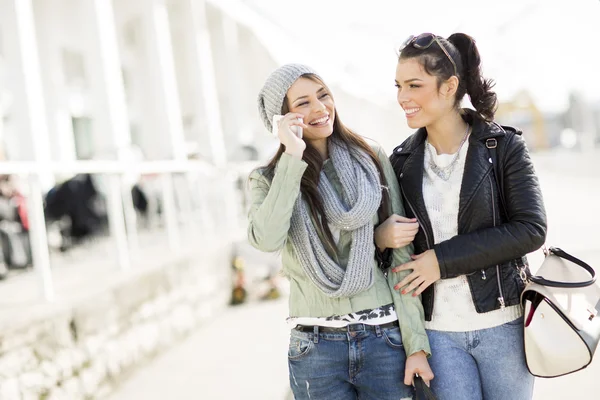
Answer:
[{"left": 429, "top": 159, "right": 452, "bottom": 181}]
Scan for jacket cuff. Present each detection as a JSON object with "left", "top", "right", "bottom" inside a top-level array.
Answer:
[
  {"left": 406, "top": 338, "right": 432, "bottom": 358},
  {"left": 277, "top": 152, "right": 307, "bottom": 172},
  {"left": 271, "top": 152, "right": 308, "bottom": 189},
  {"left": 434, "top": 244, "right": 448, "bottom": 279},
  {"left": 374, "top": 247, "right": 393, "bottom": 270}
]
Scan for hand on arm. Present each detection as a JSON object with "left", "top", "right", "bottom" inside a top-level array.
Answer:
[
  {"left": 374, "top": 214, "right": 419, "bottom": 251},
  {"left": 393, "top": 250, "right": 441, "bottom": 296}
]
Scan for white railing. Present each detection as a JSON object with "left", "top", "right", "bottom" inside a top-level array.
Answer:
[{"left": 0, "top": 160, "right": 240, "bottom": 302}]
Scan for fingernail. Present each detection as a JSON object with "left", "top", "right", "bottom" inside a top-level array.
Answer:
[
  {"left": 412, "top": 293, "right": 417, "bottom": 297},
  {"left": 401, "top": 290, "right": 406, "bottom": 295}
]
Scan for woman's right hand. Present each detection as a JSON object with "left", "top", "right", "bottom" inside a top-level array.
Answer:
[
  {"left": 374, "top": 214, "right": 419, "bottom": 250},
  {"left": 279, "top": 113, "right": 307, "bottom": 158}
]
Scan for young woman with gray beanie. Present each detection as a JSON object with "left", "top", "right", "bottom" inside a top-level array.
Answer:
[{"left": 248, "top": 63, "right": 433, "bottom": 399}]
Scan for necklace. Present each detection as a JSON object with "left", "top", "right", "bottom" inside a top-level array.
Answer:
[{"left": 426, "top": 123, "right": 470, "bottom": 181}]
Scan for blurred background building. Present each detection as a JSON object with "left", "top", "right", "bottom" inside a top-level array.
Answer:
[
  {"left": 0, "top": 0, "right": 598, "bottom": 399},
  {"left": 2, "top": 0, "right": 599, "bottom": 170}
]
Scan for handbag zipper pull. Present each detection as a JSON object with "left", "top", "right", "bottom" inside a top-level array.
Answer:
[{"left": 481, "top": 270, "right": 487, "bottom": 280}]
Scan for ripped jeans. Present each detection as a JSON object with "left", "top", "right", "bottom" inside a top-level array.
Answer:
[{"left": 287, "top": 324, "right": 414, "bottom": 400}]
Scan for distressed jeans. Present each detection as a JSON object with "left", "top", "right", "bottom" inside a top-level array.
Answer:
[
  {"left": 426, "top": 317, "right": 534, "bottom": 400},
  {"left": 287, "top": 324, "right": 414, "bottom": 400}
]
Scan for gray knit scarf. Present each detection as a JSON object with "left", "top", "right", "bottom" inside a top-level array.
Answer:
[{"left": 289, "top": 139, "right": 382, "bottom": 298}]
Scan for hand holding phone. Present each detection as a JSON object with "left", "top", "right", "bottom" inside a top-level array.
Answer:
[
  {"left": 273, "top": 113, "right": 306, "bottom": 158},
  {"left": 273, "top": 114, "right": 303, "bottom": 138}
]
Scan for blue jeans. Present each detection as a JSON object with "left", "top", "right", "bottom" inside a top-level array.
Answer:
[
  {"left": 288, "top": 324, "right": 414, "bottom": 400},
  {"left": 426, "top": 317, "right": 534, "bottom": 400}
]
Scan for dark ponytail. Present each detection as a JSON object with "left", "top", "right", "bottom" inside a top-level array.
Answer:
[{"left": 447, "top": 33, "right": 497, "bottom": 121}]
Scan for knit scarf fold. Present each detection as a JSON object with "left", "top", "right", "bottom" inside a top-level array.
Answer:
[{"left": 289, "top": 139, "right": 382, "bottom": 298}]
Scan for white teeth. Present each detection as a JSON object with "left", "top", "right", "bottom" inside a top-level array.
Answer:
[
  {"left": 310, "top": 116, "right": 329, "bottom": 125},
  {"left": 404, "top": 108, "right": 420, "bottom": 115}
]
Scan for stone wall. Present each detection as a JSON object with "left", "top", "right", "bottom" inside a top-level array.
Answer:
[{"left": 0, "top": 241, "right": 232, "bottom": 400}]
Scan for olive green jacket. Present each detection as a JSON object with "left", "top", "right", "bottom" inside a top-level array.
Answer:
[{"left": 247, "top": 143, "right": 430, "bottom": 357}]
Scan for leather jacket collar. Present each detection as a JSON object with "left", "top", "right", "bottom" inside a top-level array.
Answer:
[{"left": 391, "top": 109, "right": 509, "bottom": 245}]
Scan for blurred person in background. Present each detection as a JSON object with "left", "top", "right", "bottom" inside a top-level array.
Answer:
[
  {"left": 0, "top": 173, "right": 31, "bottom": 273},
  {"left": 248, "top": 64, "right": 433, "bottom": 399},
  {"left": 377, "top": 32, "right": 547, "bottom": 399}
]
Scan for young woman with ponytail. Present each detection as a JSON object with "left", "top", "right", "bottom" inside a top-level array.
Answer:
[{"left": 376, "top": 33, "right": 547, "bottom": 399}]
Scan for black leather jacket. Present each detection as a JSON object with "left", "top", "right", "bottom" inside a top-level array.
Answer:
[{"left": 389, "top": 110, "right": 547, "bottom": 321}]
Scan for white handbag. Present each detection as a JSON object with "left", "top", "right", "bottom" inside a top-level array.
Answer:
[{"left": 521, "top": 247, "right": 600, "bottom": 378}]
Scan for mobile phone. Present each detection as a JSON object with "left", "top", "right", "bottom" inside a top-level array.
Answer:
[{"left": 272, "top": 115, "right": 303, "bottom": 139}]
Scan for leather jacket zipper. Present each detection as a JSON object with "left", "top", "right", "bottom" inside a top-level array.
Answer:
[
  {"left": 400, "top": 185, "right": 432, "bottom": 250},
  {"left": 490, "top": 175, "right": 506, "bottom": 310},
  {"left": 401, "top": 183, "right": 437, "bottom": 314}
]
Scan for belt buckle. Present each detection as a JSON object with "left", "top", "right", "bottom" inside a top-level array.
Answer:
[{"left": 347, "top": 323, "right": 366, "bottom": 333}]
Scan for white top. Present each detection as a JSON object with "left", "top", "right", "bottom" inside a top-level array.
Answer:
[{"left": 423, "top": 137, "right": 521, "bottom": 332}]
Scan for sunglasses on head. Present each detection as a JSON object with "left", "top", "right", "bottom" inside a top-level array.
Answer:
[{"left": 400, "top": 33, "right": 458, "bottom": 77}]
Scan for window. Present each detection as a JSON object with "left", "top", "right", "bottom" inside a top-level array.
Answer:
[
  {"left": 72, "top": 117, "right": 93, "bottom": 160},
  {"left": 123, "top": 18, "right": 141, "bottom": 50},
  {"left": 61, "top": 49, "right": 87, "bottom": 87}
]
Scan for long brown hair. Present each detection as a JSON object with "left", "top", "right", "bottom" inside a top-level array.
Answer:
[{"left": 259, "top": 74, "right": 390, "bottom": 255}]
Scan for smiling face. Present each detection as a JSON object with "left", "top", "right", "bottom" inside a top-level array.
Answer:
[
  {"left": 395, "top": 58, "right": 457, "bottom": 129},
  {"left": 286, "top": 77, "right": 335, "bottom": 143}
]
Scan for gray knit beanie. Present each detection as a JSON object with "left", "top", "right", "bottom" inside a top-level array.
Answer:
[{"left": 257, "top": 64, "right": 321, "bottom": 133}]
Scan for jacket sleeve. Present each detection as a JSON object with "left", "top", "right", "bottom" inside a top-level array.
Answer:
[
  {"left": 376, "top": 146, "right": 431, "bottom": 357},
  {"left": 434, "top": 133, "right": 547, "bottom": 279},
  {"left": 247, "top": 153, "right": 308, "bottom": 252}
]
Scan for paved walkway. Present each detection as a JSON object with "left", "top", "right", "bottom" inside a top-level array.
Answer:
[
  {"left": 106, "top": 294, "right": 600, "bottom": 400},
  {"left": 107, "top": 298, "right": 291, "bottom": 400}
]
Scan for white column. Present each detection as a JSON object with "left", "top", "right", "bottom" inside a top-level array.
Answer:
[
  {"left": 85, "top": 0, "right": 138, "bottom": 262},
  {"left": 12, "top": 0, "right": 53, "bottom": 187},
  {"left": 0, "top": 105, "right": 4, "bottom": 153},
  {"left": 86, "top": 0, "right": 131, "bottom": 157},
  {"left": 139, "top": 0, "right": 185, "bottom": 250},
  {"left": 220, "top": 16, "right": 251, "bottom": 148},
  {"left": 179, "top": 0, "right": 227, "bottom": 166},
  {"left": 142, "top": 0, "right": 186, "bottom": 161},
  {"left": 11, "top": 0, "right": 54, "bottom": 300},
  {"left": 161, "top": 173, "right": 181, "bottom": 252},
  {"left": 32, "top": 0, "right": 77, "bottom": 164},
  {"left": 106, "top": 173, "right": 131, "bottom": 270}
]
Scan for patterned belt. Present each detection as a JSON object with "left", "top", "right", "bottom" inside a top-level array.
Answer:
[{"left": 294, "top": 321, "right": 398, "bottom": 333}]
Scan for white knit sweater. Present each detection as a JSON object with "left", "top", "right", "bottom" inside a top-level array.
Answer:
[{"left": 423, "top": 138, "right": 521, "bottom": 332}]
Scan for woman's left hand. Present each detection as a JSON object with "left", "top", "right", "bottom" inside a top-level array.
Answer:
[
  {"left": 393, "top": 250, "right": 441, "bottom": 296},
  {"left": 404, "top": 351, "right": 434, "bottom": 386}
]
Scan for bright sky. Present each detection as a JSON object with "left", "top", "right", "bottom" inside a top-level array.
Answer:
[{"left": 242, "top": 0, "right": 600, "bottom": 113}]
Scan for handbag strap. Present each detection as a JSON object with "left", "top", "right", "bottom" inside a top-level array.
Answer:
[
  {"left": 413, "top": 375, "right": 437, "bottom": 400},
  {"left": 486, "top": 138, "right": 509, "bottom": 220},
  {"left": 486, "top": 138, "right": 596, "bottom": 288},
  {"left": 530, "top": 247, "right": 596, "bottom": 288}
]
